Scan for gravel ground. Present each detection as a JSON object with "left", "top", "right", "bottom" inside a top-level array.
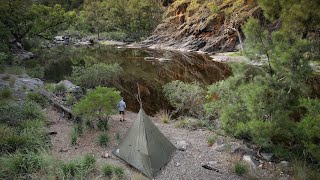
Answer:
[{"left": 47, "top": 107, "right": 291, "bottom": 180}]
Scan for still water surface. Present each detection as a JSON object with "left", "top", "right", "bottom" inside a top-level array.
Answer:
[{"left": 36, "top": 45, "right": 231, "bottom": 114}]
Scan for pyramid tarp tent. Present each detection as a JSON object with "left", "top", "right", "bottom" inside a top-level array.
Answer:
[{"left": 113, "top": 109, "right": 176, "bottom": 178}]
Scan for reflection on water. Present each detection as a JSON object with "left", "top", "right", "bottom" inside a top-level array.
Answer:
[{"left": 37, "top": 45, "right": 231, "bottom": 114}]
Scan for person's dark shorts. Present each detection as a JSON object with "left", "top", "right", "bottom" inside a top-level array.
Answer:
[{"left": 119, "top": 111, "right": 125, "bottom": 115}]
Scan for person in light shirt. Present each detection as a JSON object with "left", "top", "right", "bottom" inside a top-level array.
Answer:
[{"left": 117, "top": 97, "right": 126, "bottom": 122}]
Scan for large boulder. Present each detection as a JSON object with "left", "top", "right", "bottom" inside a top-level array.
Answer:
[{"left": 14, "top": 77, "right": 43, "bottom": 91}]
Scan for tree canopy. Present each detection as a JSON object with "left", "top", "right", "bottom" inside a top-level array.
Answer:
[{"left": 0, "top": 0, "right": 75, "bottom": 44}]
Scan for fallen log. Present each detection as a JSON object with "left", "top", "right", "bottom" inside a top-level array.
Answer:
[{"left": 38, "top": 89, "right": 80, "bottom": 121}]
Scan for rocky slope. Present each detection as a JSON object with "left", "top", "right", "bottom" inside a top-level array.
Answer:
[{"left": 142, "top": 0, "right": 261, "bottom": 53}]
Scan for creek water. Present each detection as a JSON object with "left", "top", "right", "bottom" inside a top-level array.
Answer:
[{"left": 34, "top": 45, "right": 231, "bottom": 114}]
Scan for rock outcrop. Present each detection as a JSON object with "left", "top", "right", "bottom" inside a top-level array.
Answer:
[{"left": 141, "top": 0, "right": 260, "bottom": 53}]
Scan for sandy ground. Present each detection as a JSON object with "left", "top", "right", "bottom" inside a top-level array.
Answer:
[{"left": 46, "top": 107, "right": 291, "bottom": 180}]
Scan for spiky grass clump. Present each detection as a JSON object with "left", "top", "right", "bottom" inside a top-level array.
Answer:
[
  {"left": 97, "top": 120, "right": 109, "bottom": 131},
  {"left": 207, "top": 135, "right": 217, "bottom": 147},
  {"left": 102, "top": 164, "right": 113, "bottom": 177},
  {"left": 234, "top": 161, "right": 248, "bottom": 176},
  {"left": 60, "top": 154, "right": 96, "bottom": 179},
  {"left": 156, "top": 110, "right": 171, "bottom": 124},
  {"left": 97, "top": 133, "right": 109, "bottom": 147},
  {"left": 70, "top": 129, "right": 79, "bottom": 146},
  {"left": 85, "top": 119, "right": 94, "bottom": 130},
  {"left": 114, "top": 166, "right": 125, "bottom": 179},
  {"left": 0, "top": 151, "right": 49, "bottom": 179},
  {"left": 0, "top": 87, "right": 12, "bottom": 100},
  {"left": 27, "top": 92, "right": 47, "bottom": 107}
]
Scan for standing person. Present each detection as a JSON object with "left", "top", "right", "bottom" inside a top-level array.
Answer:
[{"left": 118, "top": 97, "right": 126, "bottom": 122}]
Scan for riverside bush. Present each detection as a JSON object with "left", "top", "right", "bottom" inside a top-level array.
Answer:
[
  {"left": 205, "top": 63, "right": 320, "bottom": 162},
  {"left": 70, "top": 63, "right": 123, "bottom": 88},
  {"left": 163, "top": 80, "right": 205, "bottom": 117},
  {"left": 73, "top": 86, "right": 121, "bottom": 123}
]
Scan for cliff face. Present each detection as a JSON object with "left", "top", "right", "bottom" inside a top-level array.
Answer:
[{"left": 142, "top": 0, "right": 261, "bottom": 53}]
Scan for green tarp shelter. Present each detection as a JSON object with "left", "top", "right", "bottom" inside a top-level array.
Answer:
[{"left": 112, "top": 109, "right": 176, "bottom": 178}]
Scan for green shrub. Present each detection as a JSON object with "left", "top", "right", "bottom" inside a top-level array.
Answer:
[
  {"left": 70, "top": 63, "right": 123, "bottom": 88},
  {"left": 65, "top": 93, "right": 76, "bottom": 106},
  {"left": 97, "top": 133, "right": 109, "bottom": 147},
  {"left": 0, "top": 151, "right": 49, "bottom": 179},
  {"left": 0, "top": 118, "right": 49, "bottom": 154},
  {"left": 0, "top": 101, "right": 46, "bottom": 125},
  {"left": 292, "top": 159, "right": 320, "bottom": 180},
  {"left": 0, "top": 124, "right": 26, "bottom": 153},
  {"left": 114, "top": 166, "right": 125, "bottom": 179},
  {"left": 60, "top": 154, "right": 96, "bottom": 179},
  {"left": 0, "top": 87, "right": 12, "bottom": 99},
  {"left": 163, "top": 80, "right": 205, "bottom": 117},
  {"left": 175, "top": 117, "right": 201, "bottom": 130},
  {"left": 27, "top": 92, "right": 47, "bottom": 107},
  {"left": 19, "top": 119, "right": 50, "bottom": 151},
  {"left": 54, "top": 83, "right": 66, "bottom": 94},
  {"left": 85, "top": 119, "right": 94, "bottom": 129},
  {"left": 74, "top": 123, "right": 83, "bottom": 135},
  {"left": 234, "top": 162, "right": 248, "bottom": 176},
  {"left": 4, "top": 66, "right": 25, "bottom": 75},
  {"left": 73, "top": 86, "right": 121, "bottom": 122},
  {"left": 97, "top": 120, "right": 109, "bottom": 131},
  {"left": 102, "top": 164, "right": 113, "bottom": 177},
  {"left": 207, "top": 135, "right": 217, "bottom": 147},
  {"left": 297, "top": 98, "right": 320, "bottom": 161},
  {"left": 70, "top": 128, "right": 79, "bottom": 146},
  {"left": 44, "top": 83, "right": 56, "bottom": 93},
  {"left": 26, "top": 66, "right": 45, "bottom": 79},
  {"left": 83, "top": 154, "right": 96, "bottom": 170}
]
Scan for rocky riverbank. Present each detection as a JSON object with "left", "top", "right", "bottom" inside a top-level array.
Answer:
[{"left": 140, "top": 0, "right": 261, "bottom": 53}]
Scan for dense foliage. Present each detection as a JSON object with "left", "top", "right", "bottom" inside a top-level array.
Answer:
[
  {"left": 204, "top": 0, "right": 320, "bottom": 163},
  {"left": 0, "top": 0, "right": 75, "bottom": 44},
  {"left": 71, "top": 0, "right": 162, "bottom": 41},
  {"left": 70, "top": 63, "right": 123, "bottom": 88},
  {"left": 163, "top": 80, "right": 205, "bottom": 117},
  {"left": 73, "top": 86, "right": 121, "bottom": 121}
]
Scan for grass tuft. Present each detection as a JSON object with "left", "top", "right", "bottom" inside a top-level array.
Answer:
[
  {"left": 27, "top": 92, "right": 47, "bottom": 107},
  {"left": 97, "top": 120, "right": 109, "bottom": 131},
  {"left": 114, "top": 166, "right": 125, "bottom": 179},
  {"left": 207, "top": 135, "right": 217, "bottom": 146},
  {"left": 234, "top": 161, "right": 248, "bottom": 176},
  {"left": 156, "top": 110, "right": 171, "bottom": 124},
  {"left": 85, "top": 119, "right": 94, "bottom": 129},
  {"left": 97, "top": 133, "right": 109, "bottom": 147},
  {"left": 0, "top": 87, "right": 12, "bottom": 100},
  {"left": 102, "top": 164, "right": 113, "bottom": 177}
]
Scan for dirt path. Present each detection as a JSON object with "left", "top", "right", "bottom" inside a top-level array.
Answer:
[{"left": 47, "top": 107, "right": 291, "bottom": 180}]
